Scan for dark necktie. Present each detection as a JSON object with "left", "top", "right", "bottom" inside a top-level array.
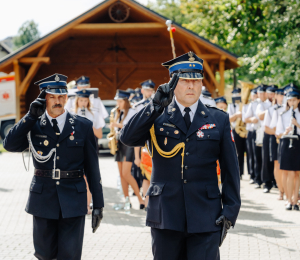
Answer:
[
  {"left": 292, "top": 110, "right": 297, "bottom": 135},
  {"left": 51, "top": 119, "right": 60, "bottom": 135},
  {"left": 184, "top": 107, "right": 191, "bottom": 129}
]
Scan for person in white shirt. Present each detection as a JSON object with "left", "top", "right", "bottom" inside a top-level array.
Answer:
[
  {"left": 257, "top": 85, "right": 277, "bottom": 193},
  {"left": 228, "top": 88, "right": 247, "bottom": 179},
  {"left": 243, "top": 88, "right": 258, "bottom": 183},
  {"left": 133, "top": 80, "right": 155, "bottom": 210},
  {"left": 199, "top": 87, "right": 216, "bottom": 107},
  {"left": 111, "top": 90, "right": 145, "bottom": 210},
  {"left": 65, "top": 76, "right": 108, "bottom": 120},
  {"left": 214, "top": 96, "right": 228, "bottom": 111},
  {"left": 267, "top": 88, "right": 286, "bottom": 200},
  {"left": 276, "top": 91, "right": 300, "bottom": 210},
  {"left": 73, "top": 89, "right": 106, "bottom": 214},
  {"left": 244, "top": 86, "right": 266, "bottom": 188}
]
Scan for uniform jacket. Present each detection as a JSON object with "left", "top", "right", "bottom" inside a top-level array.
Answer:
[
  {"left": 4, "top": 111, "right": 104, "bottom": 219},
  {"left": 120, "top": 98, "right": 241, "bottom": 233}
]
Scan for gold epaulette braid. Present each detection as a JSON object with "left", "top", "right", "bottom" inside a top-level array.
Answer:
[{"left": 145, "top": 125, "right": 185, "bottom": 178}]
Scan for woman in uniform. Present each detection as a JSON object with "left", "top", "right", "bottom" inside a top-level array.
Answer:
[
  {"left": 74, "top": 89, "right": 106, "bottom": 214},
  {"left": 266, "top": 88, "right": 286, "bottom": 200},
  {"left": 276, "top": 91, "right": 300, "bottom": 210},
  {"left": 111, "top": 90, "right": 145, "bottom": 210}
]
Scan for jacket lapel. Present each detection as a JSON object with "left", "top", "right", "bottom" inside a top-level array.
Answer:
[
  {"left": 58, "top": 112, "right": 75, "bottom": 143},
  {"left": 39, "top": 113, "right": 58, "bottom": 141},
  {"left": 167, "top": 98, "right": 188, "bottom": 135},
  {"left": 186, "top": 100, "right": 210, "bottom": 138}
]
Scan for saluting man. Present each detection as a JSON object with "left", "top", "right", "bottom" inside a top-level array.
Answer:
[
  {"left": 120, "top": 52, "right": 241, "bottom": 260},
  {"left": 4, "top": 74, "right": 104, "bottom": 260}
]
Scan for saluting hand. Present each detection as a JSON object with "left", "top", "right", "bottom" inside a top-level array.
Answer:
[
  {"left": 92, "top": 207, "right": 103, "bottom": 233},
  {"left": 152, "top": 73, "right": 179, "bottom": 113},
  {"left": 29, "top": 90, "right": 46, "bottom": 118}
]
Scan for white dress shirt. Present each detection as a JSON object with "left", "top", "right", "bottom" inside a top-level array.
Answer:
[
  {"left": 270, "top": 105, "right": 286, "bottom": 129},
  {"left": 242, "top": 103, "right": 252, "bottom": 131},
  {"left": 46, "top": 109, "right": 67, "bottom": 133},
  {"left": 256, "top": 99, "right": 272, "bottom": 127},
  {"left": 264, "top": 104, "right": 278, "bottom": 128},
  {"left": 228, "top": 103, "right": 240, "bottom": 129},
  {"left": 175, "top": 98, "right": 198, "bottom": 123},
  {"left": 276, "top": 107, "right": 300, "bottom": 135},
  {"left": 75, "top": 108, "right": 105, "bottom": 129},
  {"left": 115, "top": 108, "right": 136, "bottom": 131},
  {"left": 244, "top": 100, "right": 259, "bottom": 130}
]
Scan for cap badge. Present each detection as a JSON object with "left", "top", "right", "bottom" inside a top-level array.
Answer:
[
  {"left": 149, "top": 80, "right": 152, "bottom": 83},
  {"left": 188, "top": 51, "right": 195, "bottom": 62},
  {"left": 83, "top": 90, "right": 86, "bottom": 93},
  {"left": 55, "top": 75, "right": 60, "bottom": 82},
  {"left": 82, "top": 76, "right": 85, "bottom": 80}
]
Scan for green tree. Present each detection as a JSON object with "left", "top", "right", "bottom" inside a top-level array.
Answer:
[{"left": 13, "top": 20, "right": 40, "bottom": 49}]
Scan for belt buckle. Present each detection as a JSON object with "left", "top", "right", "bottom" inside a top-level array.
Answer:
[{"left": 52, "top": 169, "right": 61, "bottom": 179}]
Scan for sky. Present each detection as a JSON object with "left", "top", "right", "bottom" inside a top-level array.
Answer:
[{"left": 0, "top": 0, "right": 148, "bottom": 41}]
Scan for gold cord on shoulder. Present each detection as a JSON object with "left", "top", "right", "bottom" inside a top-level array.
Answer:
[{"left": 146, "top": 125, "right": 185, "bottom": 178}]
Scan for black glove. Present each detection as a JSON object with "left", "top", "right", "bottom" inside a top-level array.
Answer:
[
  {"left": 92, "top": 207, "right": 103, "bottom": 233},
  {"left": 29, "top": 90, "right": 46, "bottom": 118},
  {"left": 216, "top": 215, "right": 232, "bottom": 247},
  {"left": 152, "top": 73, "right": 179, "bottom": 113}
]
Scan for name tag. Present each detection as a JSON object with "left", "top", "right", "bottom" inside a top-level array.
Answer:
[
  {"left": 163, "top": 123, "right": 176, "bottom": 128},
  {"left": 35, "top": 134, "right": 47, "bottom": 138}
]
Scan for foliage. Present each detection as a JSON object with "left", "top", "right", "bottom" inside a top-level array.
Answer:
[
  {"left": 13, "top": 20, "right": 40, "bottom": 50},
  {"left": 148, "top": 0, "right": 300, "bottom": 86}
]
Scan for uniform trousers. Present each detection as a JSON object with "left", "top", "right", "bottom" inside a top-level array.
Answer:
[
  {"left": 246, "top": 131, "right": 255, "bottom": 180},
  {"left": 262, "top": 133, "right": 275, "bottom": 189},
  {"left": 233, "top": 129, "right": 247, "bottom": 176},
  {"left": 252, "top": 131, "right": 262, "bottom": 185},
  {"left": 151, "top": 228, "right": 220, "bottom": 260},
  {"left": 33, "top": 212, "right": 85, "bottom": 260}
]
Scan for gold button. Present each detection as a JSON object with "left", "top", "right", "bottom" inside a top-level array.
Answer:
[
  {"left": 57, "top": 156, "right": 59, "bottom": 160},
  {"left": 56, "top": 144, "right": 59, "bottom": 147},
  {"left": 56, "top": 181, "right": 60, "bottom": 185}
]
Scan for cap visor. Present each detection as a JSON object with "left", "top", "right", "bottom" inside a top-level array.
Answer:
[
  {"left": 178, "top": 72, "right": 203, "bottom": 79},
  {"left": 45, "top": 88, "right": 68, "bottom": 94}
]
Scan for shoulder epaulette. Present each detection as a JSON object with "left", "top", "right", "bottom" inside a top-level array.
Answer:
[{"left": 205, "top": 104, "right": 228, "bottom": 113}]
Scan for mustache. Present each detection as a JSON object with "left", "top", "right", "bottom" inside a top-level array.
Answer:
[{"left": 52, "top": 104, "right": 62, "bottom": 108}]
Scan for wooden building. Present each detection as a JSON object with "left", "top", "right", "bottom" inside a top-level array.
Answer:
[{"left": 0, "top": 0, "right": 239, "bottom": 120}]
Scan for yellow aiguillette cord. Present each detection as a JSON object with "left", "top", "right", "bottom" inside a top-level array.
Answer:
[{"left": 146, "top": 125, "right": 185, "bottom": 179}]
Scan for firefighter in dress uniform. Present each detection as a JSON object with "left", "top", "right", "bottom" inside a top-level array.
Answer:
[
  {"left": 120, "top": 52, "right": 241, "bottom": 260},
  {"left": 133, "top": 79, "right": 155, "bottom": 209},
  {"left": 214, "top": 96, "right": 228, "bottom": 111},
  {"left": 228, "top": 88, "right": 247, "bottom": 179},
  {"left": 256, "top": 85, "right": 276, "bottom": 192},
  {"left": 268, "top": 88, "right": 286, "bottom": 200},
  {"left": 276, "top": 90, "right": 300, "bottom": 210},
  {"left": 73, "top": 89, "right": 106, "bottom": 214},
  {"left": 3, "top": 74, "right": 103, "bottom": 260},
  {"left": 65, "top": 76, "right": 108, "bottom": 121},
  {"left": 242, "top": 88, "right": 258, "bottom": 184}
]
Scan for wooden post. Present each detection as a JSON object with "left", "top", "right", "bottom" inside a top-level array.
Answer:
[
  {"left": 219, "top": 56, "right": 226, "bottom": 96},
  {"left": 13, "top": 60, "right": 22, "bottom": 121}
]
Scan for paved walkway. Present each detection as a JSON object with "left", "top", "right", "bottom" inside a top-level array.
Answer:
[{"left": 0, "top": 152, "right": 300, "bottom": 259}]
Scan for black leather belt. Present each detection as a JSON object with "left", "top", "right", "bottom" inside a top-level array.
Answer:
[{"left": 34, "top": 169, "right": 84, "bottom": 179}]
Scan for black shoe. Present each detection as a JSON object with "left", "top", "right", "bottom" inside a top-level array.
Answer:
[
  {"left": 140, "top": 203, "right": 145, "bottom": 210},
  {"left": 249, "top": 179, "right": 255, "bottom": 184},
  {"left": 286, "top": 203, "right": 292, "bottom": 210},
  {"left": 263, "top": 188, "right": 270, "bottom": 193},
  {"left": 255, "top": 184, "right": 261, "bottom": 189},
  {"left": 293, "top": 205, "right": 299, "bottom": 211}
]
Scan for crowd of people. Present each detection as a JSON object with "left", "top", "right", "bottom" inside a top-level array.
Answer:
[
  {"left": 224, "top": 84, "right": 300, "bottom": 211},
  {"left": 66, "top": 76, "right": 300, "bottom": 213}
]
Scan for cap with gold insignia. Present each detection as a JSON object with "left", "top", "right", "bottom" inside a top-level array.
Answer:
[
  {"left": 34, "top": 73, "right": 68, "bottom": 94},
  {"left": 76, "top": 89, "right": 92, "bottom": 98},
  {"left": 162, "top": 51, "right": 204, "bottom": 79},
  {"left": 76, "top": 76, "right": 90, "bottom": 87},
  {"left": 140, "top": 79, "right": 155, "bottom": 89},
  {"left": 114, "top": 89, "right": 131, "bottom": 100}
]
